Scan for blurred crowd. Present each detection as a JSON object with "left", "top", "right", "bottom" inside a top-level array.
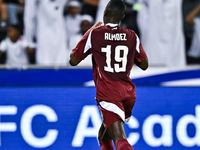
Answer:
[{"left": 0, "top": 0, "right": 200, "bottom": 68}]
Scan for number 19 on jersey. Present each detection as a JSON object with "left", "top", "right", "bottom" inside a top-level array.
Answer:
[{"left": 101, "top": 45, "right": 128, "bottom": 73}]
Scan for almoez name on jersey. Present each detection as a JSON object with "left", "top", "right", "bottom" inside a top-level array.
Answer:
[{"left": 105, "top": 33, "right": 127, "bottom": 41}]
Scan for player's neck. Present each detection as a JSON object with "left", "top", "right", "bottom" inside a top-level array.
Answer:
[
  {"left": 104, "top": 21, "right": 119, "bottom": 25},
  {"left": 104, "top": 17, "right": 120, "bottom": 25}
]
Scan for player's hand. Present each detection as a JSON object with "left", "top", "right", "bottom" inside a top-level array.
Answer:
[{"left": 91, "top": 21, "right": 102, "bottom": 29}]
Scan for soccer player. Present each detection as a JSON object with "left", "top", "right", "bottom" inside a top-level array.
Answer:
[{"left": 69, "top": 0, "right": 148, "bottom": 150}]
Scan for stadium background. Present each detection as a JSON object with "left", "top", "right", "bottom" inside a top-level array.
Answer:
[
  {"left": 0, "top": 0, "right": 200, "bottom": 149},
  {"left": 0, "top": 66, "right": 200, "bottom": 150}
]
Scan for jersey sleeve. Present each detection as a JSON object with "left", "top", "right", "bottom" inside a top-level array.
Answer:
[
  {"left": 134, "top": 34, "right": 147, "bottom": 62},
  {"left": 0, "top": 38, "right": 8, "bottom": 52},
  {"left": 72, "top": 29, "right": 93, "bottom": 61}
]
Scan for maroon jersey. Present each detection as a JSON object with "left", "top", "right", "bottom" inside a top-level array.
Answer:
[{"left": 73, "top": 23, "right": 147, "bottom": 101}]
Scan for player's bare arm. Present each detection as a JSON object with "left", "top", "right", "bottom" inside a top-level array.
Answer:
[{"left": 135, "top": 58, "right": 148, "bottom": 70}]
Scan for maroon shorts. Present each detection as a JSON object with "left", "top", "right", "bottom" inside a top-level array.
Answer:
[{"left": 97, "top": 98, "right": 136, "bottom": 129}]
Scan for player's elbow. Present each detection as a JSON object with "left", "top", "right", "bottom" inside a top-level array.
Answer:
[
  {"left": 69, "top": 60, "right": 78, "bottom": 66},
  {"left": 69, "top": 53, "right": 80, "bottom": 66},
  {"left": 140, "top": 58, "right": 148, "bottom": 71},
  {"left": 141, "top": 64, "right": 148, "bottom": 71}
]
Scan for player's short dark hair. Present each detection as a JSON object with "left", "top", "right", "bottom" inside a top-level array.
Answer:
[{"left": 105, "top": 0, "right": 126, "bottom": 17}]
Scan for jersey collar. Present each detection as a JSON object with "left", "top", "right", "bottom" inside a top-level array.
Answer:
[{"left": 105, "top": 23, "right": 118, "bottom": 27}]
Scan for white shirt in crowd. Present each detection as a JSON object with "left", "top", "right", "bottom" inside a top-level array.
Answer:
[
  {"left": 69, "top": 33, "right": 92, "bottom": 67},
  {"left": 95, "top": 0, "right": 107, "bottom": 23},
  {"left": 137, "top": 0, "right": 186, "bottom": 67},
  {"left": 0, "top": 37, "right": 28, "bottom": 67},
  {"left": 68, "top": 14, "right": 94, "bottom": 67},
  {"left": 65, "top": 14, "right": 82, "bottom": 38},
  {"left": 188, "top": 17, "right": 200, "bottom": 58},
  {"left": 24, "top": 0, "right": 68, "bottom": 66}
]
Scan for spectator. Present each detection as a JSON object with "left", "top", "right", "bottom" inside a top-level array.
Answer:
[
  {"left": 81, "top": 0, "right": 99, "bottom": 20},
  {"left": 69, "top": 14, "right": 93, "bottom": 67},
  {"left": 186, "top": 3, "right": 200, "bottom": 63},
  {"left": 65, "top": 0, "right": 82, "bottom": 39},
  {"left": 182, "top": 0, "right": 200, "bottom": 55},
  {"left": 137, "top": 0, "right": 186, "bottom": 67},
  {"left": 0, "top": 0, "right": 8, "bottom": 41},
  {"left": 0, "top": 0, "right": 7, "bottom": 63},
  {"left": 3, "top": 0, "right": 21, "bottom": 25},
  {"left": 0, "top": 0, "right": 24, "bottom": 41},
  {"left": 24, "top": 0, "right": 68, "bottom": 66},
  {"left": 0, "top": 0, "right": 7, "bottom": 21},
  {"left": 0, "top": 24, "right": 28, "bottom": 68}
]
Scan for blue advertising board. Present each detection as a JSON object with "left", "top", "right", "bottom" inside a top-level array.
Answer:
[
  {"left": 0, "top": 86, "right": 199, "bottom": 150},
  {"left": 0, "top": 67, "right": 200, "bottom": 86}
]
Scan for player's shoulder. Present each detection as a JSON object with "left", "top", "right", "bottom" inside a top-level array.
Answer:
[
  {"left": 92, "top": 25, "right": 131, "bottom": 33},
  {"left": 92, "top": 25, "right": 137, "bottom": 38},
  {"left": 90, "top": 25, "right": 107, "bottom": 35},
  {"left": 119, "top": 27, "right": 138, "bottom": 39},
  {"left": 93, "top": 25, "right": 107, "bottom": 31}
]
